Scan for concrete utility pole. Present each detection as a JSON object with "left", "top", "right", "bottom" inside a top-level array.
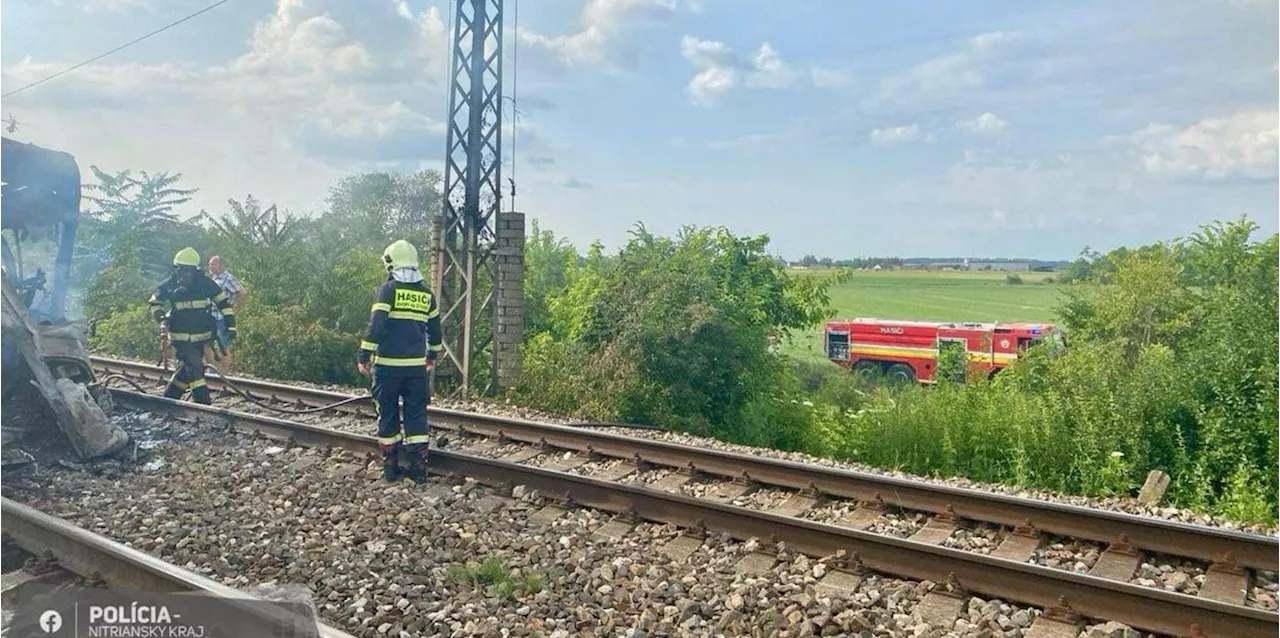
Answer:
[{"left": 432, "top": 0, "right": 523, "bottom": 397}]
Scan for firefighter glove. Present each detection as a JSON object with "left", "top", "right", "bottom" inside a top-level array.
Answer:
[{"left": 151, "top": 307, "right": 166, "bottom": 321}]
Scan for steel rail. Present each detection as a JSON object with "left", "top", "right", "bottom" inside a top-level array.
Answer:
[
  {"left": 1, "top": 497, "right": 355, "bottom": 638},
  {"left": 91, "top": 356, "right": 1280, "bottom": 572},
  {"left": 101, "top": 388, "right": 1276, "bottom": 638}
]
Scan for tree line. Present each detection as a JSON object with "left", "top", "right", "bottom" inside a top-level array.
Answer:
[{"left": 791, "top": 255, "right": 904, "bottom": 269}]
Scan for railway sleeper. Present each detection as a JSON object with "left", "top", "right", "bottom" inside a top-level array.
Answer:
[{"left": 94, "top": 371, "right": 1280, "bottom": 635}]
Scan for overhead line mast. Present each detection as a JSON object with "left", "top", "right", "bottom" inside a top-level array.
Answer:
[{"left": 433, "top": 0, "right": 510, "bottom": 398}]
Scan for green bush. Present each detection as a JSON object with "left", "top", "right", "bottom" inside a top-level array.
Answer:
[
  {"left": 792, "top": 359, "right": 869, "bottom": 411},
  {"left": 518, "top": 225, "right": 845, "bottom": 438},
  {"left": 1005, "top": 273, "right": 1023, "bottom": 284},
  {"left": 89, "top": 304, "right": 163, "bottom": 362},
  {"left": 88, "top": 298, "right": 363, "bottom": 387},
  {"left": 232, "top": 302, "right": 363, "bottom": 387}
]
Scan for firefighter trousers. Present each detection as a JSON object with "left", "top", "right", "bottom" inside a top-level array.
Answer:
[
  {"left": 371, "top": 371, "right": 430, "bottom": 455},
  {"left": 163, "top": 341, "right": 211, "bottom": 405}
]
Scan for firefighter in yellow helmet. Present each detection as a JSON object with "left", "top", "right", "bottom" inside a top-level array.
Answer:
[
  {"left": 148, "top": 247, "right": 236, "bottom": 405},
  {"left": 357, "top": 240, "right": 443, "bottom": 482}
]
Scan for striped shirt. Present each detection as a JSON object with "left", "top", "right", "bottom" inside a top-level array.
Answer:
[{"left": 210, "top": 270, "right": 243, "bottom": 319}]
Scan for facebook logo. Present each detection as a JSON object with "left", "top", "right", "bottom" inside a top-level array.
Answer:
[{"left": 38, "top": 610, "right": 62, "bottom": 633}]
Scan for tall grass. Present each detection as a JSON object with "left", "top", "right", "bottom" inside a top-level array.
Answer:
[{"left": 788, "top": 340, "right": 1276, "bottom": 524}]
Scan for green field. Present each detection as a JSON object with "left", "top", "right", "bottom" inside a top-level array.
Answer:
[{"left": 784, "top": 269, "right": 1065, "bottom": 360}]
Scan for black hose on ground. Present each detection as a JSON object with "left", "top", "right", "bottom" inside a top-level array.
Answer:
[
  {"left": 96, "top": 373, "right": 151, "bottom": 393},
  {"left": 198, "top": 365, "right": 373, "bottom": 414}
]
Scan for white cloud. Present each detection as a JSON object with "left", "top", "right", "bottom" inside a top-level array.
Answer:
[
  {"left": 968, "top": 31, "right": 1021, "bottom": 51},
  {"left": 1132, "top": 109, "right": 1278, "bottom": 180},
  {"left": 956, "top": 112, "right": 1008, "bottom": 133},
  {"left": 517, "top": 0, "right": 676, "bottom": 71},
  {"left": 680, "top": 36, "right": 737, "bottom": 106},
  {"left": 680, "top": 35, "right": 738, "bottom": 69},
  {"left": 687, "top": 67, "right": 736, "bottom": 106},
  {"left": 870, "top": 124, "right": 927, "bottom": 145},
  {"left": 877, "top": 31, "right": 1021, "bottom": 104},
  {"left": 679, "top": 35, "right": 794, "bottom": 106},
  {"left": 745, "top": 43, "right": 794, "bottom": 89},
  {"left": 810, "top": 67, "right": 851, "bottom": 89}
]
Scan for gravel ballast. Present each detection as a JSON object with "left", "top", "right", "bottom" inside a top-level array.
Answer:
[
  {"left": 112, "top": 374, "right": 1278, "bottom": 619},
  {"left": 9, "top": 410, "right": 1080, "bottom": 637}
]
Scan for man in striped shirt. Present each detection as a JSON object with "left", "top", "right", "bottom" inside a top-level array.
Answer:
[{"left": 206, "top": 255, "right": 246, "bottom": 374}]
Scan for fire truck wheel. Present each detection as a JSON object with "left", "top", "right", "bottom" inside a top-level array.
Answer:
[
  {"left": 852, "top": 361, "right": 881, "bottom": 379},
  {"left": 885, "top": 363, "right": 916, "bottom": 384}
]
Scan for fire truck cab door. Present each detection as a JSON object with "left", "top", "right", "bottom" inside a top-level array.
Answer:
[
  {"left": 937, "top": 328, "right": 987, "bottom": 374},
  {"left": 992, "top": 329, "right": 1018, "bottom": 366}
]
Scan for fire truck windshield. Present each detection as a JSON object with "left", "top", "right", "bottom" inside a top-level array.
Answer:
[{"left": 1022, "top": 331, "right": 1066, "bottom": 353}]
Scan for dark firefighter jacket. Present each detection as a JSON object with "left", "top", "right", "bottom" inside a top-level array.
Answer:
[
  {"left": 148, "top": 273, "right": 236, "bottom": 342},
  {"left": 357, "top": 277, "right": 443, "bottom": 375}
]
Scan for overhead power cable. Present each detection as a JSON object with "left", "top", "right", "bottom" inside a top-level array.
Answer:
[
  {"left": 510, "top": 0, "right": 519, "bottom": 212},
  {"left": 3, "top": 0, "right": 235, "bottom": 99}
]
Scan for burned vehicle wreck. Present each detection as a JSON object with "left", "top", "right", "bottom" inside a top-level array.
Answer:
[{"left": 2, "top": 137, "right": 128, "bottom": 464}]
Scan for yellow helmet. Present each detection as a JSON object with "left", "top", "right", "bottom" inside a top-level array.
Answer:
[
  {"left": 382, "top": 240, "right": 418, "bottom": 271},
  {"left": 173, "top": 247, "right": 200, "bottom": 267}
]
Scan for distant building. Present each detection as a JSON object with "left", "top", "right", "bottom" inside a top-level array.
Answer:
[{"left": 967, "top": 260, "right": 1031, "bottom": 272}]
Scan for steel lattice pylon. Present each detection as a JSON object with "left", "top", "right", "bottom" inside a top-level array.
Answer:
[{"left": 433, "top": 0, "right": 504, "bottom": 397}]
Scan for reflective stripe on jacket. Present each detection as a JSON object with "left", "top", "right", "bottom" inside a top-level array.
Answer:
[
  {"left": 148, "top": 273, "right": 236, "bottom": 340},
  {"left": 357, "top": 278, "right": 443, "bottom": 373}
]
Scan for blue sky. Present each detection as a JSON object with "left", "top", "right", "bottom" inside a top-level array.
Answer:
[{"left": 3, "top": 0, "right": 1276, "bottom": 260}]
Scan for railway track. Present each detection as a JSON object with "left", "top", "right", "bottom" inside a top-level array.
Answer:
[
  {"left": 1, "top": 529, "right": 86, "bottom": 621},
  {"left": 1, "top": 497, "right": 355, "bottom": 637},
  {"left": 84, "top": 357, "right": 1279, "bottom": 637}
]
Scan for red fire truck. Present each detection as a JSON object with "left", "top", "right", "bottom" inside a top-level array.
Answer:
[{"left": 824, "top": 317, "right": 1063, "bottom": 383}]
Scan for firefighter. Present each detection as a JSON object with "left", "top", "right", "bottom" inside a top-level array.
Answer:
[
  {"left": 148, "top": 247, "right": 236, "bottom": 405},
  {"left": 357, "top": 240, "right": 443, "bottom": 483}
]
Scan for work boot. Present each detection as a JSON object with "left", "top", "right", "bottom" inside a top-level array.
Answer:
[
  {"left": 382, "top": 452, "right": 402, "bottom": 482},
  {"left": 191, "top": 386, "right": 212, "bottom": 405},
  {"left": 405, "top": 452, "right": 427, "bottom": 484}
]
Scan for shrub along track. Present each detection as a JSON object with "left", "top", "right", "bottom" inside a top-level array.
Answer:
[
  {"left": 90, "top": 357, "right": 1278, "bottom": 637},
  {"left": 1, "top": 498, "right": 354, "bottom": 637}
]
